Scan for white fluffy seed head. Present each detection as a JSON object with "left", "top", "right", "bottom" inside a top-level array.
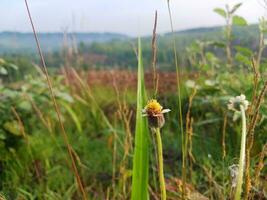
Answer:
[{"left": 227, "top": 94, "right": 249, "bottom": 112}]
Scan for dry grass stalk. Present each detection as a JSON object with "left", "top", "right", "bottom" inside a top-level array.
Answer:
[
  {"left": 247, "top": 59, "right": 260, "bottom": 118},
  {"left": 149, "top": 185, "right": 160, "bottom": 200},
  {"left": 256, "top": 22, "right": 265, "bottom": 69},
  {"left": 222, "top": 113, "right": 227, "bottom": 160},
  {"left": 24, "top": 0, "right": 87, "bottom": 198},
  {"left": 151, "top": 10, "right": 159, "bottom": 97},
  {"left": 188, "top": 117, "right": 195, "bottom": 179},
  {"left": 202, "top": 166, "right": 224, "bottom": 200},
  {"left": 244, "top": 59, "right": 260, "bottom": 199},
  {"left": 112, "top": 128, "right": 117, "bottom": 200},
  {"left": 167, "top": 1, "right": 186, "bottom": 198},
  {"left": 252, "top": 143, "right": 267, "bottom": 200},
  {"left": 186, "top": 88, "right": 197, "bottom": 179},
  {"left": 245, "top": 80, "right": 267, "bottom": 199}
]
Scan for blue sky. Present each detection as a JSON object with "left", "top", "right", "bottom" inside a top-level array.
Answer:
[{"left": 0, "top": 0, "right": 264, "bottom": 36}]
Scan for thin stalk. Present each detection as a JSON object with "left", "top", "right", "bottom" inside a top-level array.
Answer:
[
  {"left": 245, "top": 81, "right": 267, "bottom": 199},
  {"left": 225, "top": 5, "right": 233, "bottom": 66},
  {"left": 155, "top": 128, "right": 166, "bottom": 200},
  {"left": 151, "top": 10, "right": 158, "bottom": 98},
  {"left": 166, "top": 1, "right": 185, "bottom": 198},
  {"left": 256, "top": 19, "right": 265, "bottom": 70},
  {"left": 234, "top": 105, "right": 247, "bottom": 200},
  {"left": 222, "top": 114, "right": 227, "bottom": 198},
  {"left": 23, "top": 1, "right": 87, "bottom": 199},
  {"left": 112, "top": 130, "right": 117, "bottom": 200}
]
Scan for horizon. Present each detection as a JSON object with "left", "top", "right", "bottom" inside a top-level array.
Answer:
[
  {"left": 0, "top": 23, "right": 259, "bottom": 37},
  {"left": 0, "top": 0, "right": 264, "bottom": 36}
]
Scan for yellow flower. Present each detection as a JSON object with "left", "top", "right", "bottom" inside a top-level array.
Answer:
[
  {"left": 145, "top": 99, "right": 163, "bottom": 114},
  {"left": 142, "top": 99, "right": 170, "bottom": 128}
]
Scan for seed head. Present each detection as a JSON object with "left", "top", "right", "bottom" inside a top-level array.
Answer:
[
  {"left": 142, "top": 99, "right": 170, "bottom": 128},
  {"left": 227, "top": 94, "right": 249, "bottom": 112}
]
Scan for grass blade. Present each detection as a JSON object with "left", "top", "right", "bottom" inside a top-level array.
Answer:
[{"left": 131, "top": 38, "right": 149, "bottom": 200}]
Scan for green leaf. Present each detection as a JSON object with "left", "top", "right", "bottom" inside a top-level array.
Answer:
[
  {"left": 212, "top": 41, "right": 226, "bottom": 48},
  {"left": 259, "top": 17, "right": 267, "bottom": 33},
  {"left": 214, "top": 8, "right": 227, "bottom": 18},
  {"left": 0, "top": 58, "right": 6, "bottom": 65},
  {"left": 60, "top": 101, "right": 82, "bottom": 133},
  {"left": 235, "top": 46, "right": 253, "bottom": 57},
  {"left": 131, "top": 38, "right": 149, "bottom": 200},
  {"left": 18, "top": 100, "right": 32, "bottom": 112},
  {"left": 55, "top": 91, "right": 74, "bottom": 103},
  {"left": 235, "top": 52, "right": 251, "bottom": 66},
  {"left": 230, "top": 3, "right": 242, "bottom": 14},
  {"left": 233, "top": 15, "right": 247, "bottom": 26},
  {"left": 6, "top": 63, "right": 18, "bottom": 70},
  {"left": 3, "top": 121, "right": 22, "bottom": 136},
  {"left": 0, "top": 67, "right": 8, "bottom": 75},
  {"left": 0, "top": 131, "right": 6, "bottom": 140}
]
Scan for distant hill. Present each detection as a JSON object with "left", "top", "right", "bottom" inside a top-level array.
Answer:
[
  {"left": 0, "top": 32, "right": 129, "bottom": 54},
  {"left": 73, "top": 24, "right": 260, "bottom": 69},
  {"left": 0, "top": 24, "right": 260, "bottom": 57},
  {"left": 160, "top": 24, "right": 258, "bottom": 46}
]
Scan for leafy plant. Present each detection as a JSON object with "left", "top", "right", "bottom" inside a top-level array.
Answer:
[{"left": 214, "top": 3, "right": 247, "bottom": 66}]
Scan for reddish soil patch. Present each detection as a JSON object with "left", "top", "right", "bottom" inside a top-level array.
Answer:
[
  {"left": 85, "top": 69, "right": 198, "bottom": 94},
  {"left": 63, "top": 69, "right": 199, "bottom": 94}
]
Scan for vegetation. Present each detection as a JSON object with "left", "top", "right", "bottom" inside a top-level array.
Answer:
[
  {"left": 0, "top": 1, "right": 266, "bottom": 200},
  {"left": 0, "top": 24, "right": 262, "bottom": 69}
]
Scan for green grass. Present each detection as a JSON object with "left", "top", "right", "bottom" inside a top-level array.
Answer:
[{"left": 131, "top": 38, "right": 150, "bottom": 200}]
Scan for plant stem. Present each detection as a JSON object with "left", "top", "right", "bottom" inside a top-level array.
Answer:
[
  {"left": 225, "top": 6, "right": 233, "bottom": 66},
  {"left": 166, "top": 2, "right": 185, "bottom": 198},
  {"left": 234, "top": 105, "right": 247, "bottom": 200},
  {"left": 155, "top": 128, "right": 166, "bottom": 200},
  {"left": 24, "top": 1, "right": 87, "bottom": 199}
]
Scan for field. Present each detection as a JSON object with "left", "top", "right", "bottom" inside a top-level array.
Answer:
[{"left": 0, "top": 1, "right": 267, "bottom": 200}]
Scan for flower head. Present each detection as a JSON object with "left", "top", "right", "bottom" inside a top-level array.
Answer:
[
  {"left": 227, "top": 94, "right": 249, "bottom": 112},
  {"left": 142, "top": 99, "right": 170, "bottom": 128}
]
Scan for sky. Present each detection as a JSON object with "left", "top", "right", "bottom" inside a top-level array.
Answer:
[{"left": 0, "top": 0, "right": 265, "bottom": 36}]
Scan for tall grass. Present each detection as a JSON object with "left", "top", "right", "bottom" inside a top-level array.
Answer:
[
  {"left": 167, "top": 1, "right": 186, "bottom": 199},
  {"left": 131, "top": 38, "right": 150, "bottom": 200},
  {"left": 23, "top": 0, "right": 87, "bottom": 199}
]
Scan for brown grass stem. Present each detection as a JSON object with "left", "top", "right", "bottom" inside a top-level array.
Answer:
[
  {"left": 186, "top": 88, "right": 197, "bottom": 179},
  {"left": 23, "top": 0, "right": 87, "bottom": 199},
  {"left": 151, "top": 10, "right": 159, "bottom": 97},
  {"left": 244, "top": 80, "right": 267, "bottom": 199}
]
